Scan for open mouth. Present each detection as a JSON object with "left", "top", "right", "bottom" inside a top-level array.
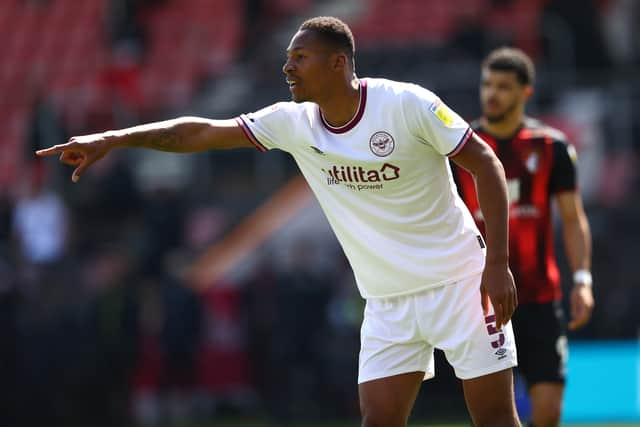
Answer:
[{"left": 285, "top": 77, "right": 299, "bottom": 88}]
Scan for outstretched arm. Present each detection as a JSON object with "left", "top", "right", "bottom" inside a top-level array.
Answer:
[
  {"left": 451, "top": 133, "right": 516, "bottom": 329},
  {"left": 555, "top": 191, "right": 593, "bottom": 330},
  {"left": 36, "top": 117, "right": 253, "bottom": 182}
]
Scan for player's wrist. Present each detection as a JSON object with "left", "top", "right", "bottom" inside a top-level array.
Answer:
[
  {"left": 573, "top": 269, "right": 592, "bottom": 288},
  {"left": 103, "top": 130, "right": 128, "bottom": 148}
]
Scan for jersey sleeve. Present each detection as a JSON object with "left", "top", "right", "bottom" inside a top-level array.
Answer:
[
  {"left": 404, "top": 85, "right": 473, "bottom": 157},
  {"left": 549, "top": 140, "right": 577, "bottom": 194},
  {"left": 236, "top": 102, "right": 297, "bottom": 152}
]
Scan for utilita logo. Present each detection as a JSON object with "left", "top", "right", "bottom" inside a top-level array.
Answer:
[{"left": 323, "top": 163, "right": 400, "bottom": 184}]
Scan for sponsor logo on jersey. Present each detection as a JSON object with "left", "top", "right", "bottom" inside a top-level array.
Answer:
[
  {"left": 323, "top": 163, "right": 400, "bottom": 191},
  {"left": 511, "top": 205, "right": 540, "bottom": 218},
  {"left": 369, "top": 131, "right": 395, "bottom": 157},
  {"left": 506, "top": 179, "right": 540, "bottom": 217},
  {"left": 474, "top": 204, "right": 540, "bottom": 221},
  {"left": 323, "top": 163, "right": 400, "bottom": 183},
  {"left": 429, "top": 99, "right": 455, "bottom": 126}
]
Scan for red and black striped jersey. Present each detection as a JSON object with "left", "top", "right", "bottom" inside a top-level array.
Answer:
[{"left": 452, "top": 118, "right": 577, "bottom": 304}]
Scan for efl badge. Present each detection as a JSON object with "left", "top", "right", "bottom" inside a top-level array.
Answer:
[
  {"left": 369, "top": 131, "right": 395, "bottom": 157},
  {"left": 429, "top": 99, "right": 455, "bottom": 126}
]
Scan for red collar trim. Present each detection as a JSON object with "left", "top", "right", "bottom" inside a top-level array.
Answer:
[{"left": 320, "top": 79, "right": 367, "bottom": 134}]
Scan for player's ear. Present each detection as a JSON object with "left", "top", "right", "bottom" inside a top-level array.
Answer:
[
  {"left": 332, "top": 52, "right": 347, "bottom": 71},
  {"left": 524, "top": 84, "right": 534, "bottom": 100}
]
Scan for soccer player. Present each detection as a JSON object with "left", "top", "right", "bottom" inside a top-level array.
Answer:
[
  {"left": 452, "top": 47, "right": 594, "bottom": 427},
  {"left": 37, "top": 17, "right": 521, "bottom": 427}
]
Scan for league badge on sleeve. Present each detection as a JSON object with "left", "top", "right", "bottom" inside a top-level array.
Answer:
[{"left": 429, "top": 99, "right": 455, "bottom": 126}]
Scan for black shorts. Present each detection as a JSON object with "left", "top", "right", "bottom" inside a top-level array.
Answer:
[{"left": 511, "top": 300, "right": 567, "bottom": 386}]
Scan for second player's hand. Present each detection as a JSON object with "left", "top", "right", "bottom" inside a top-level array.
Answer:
[
  {"left": 568, "top": 283, "right": 594, "bottom": 330},
  {"left": 35, "top": 133, "right": 115, "bottom": 183},
  {"left": 480, "top": 262, "right": 517, "bottom": 330}
]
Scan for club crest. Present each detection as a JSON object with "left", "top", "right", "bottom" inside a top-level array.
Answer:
[
  {"left": 525, "top": 152, "right": 539, "bottom": 173},
  {"left": 369, "top": 131, "right": 395, "bottom": 157}
]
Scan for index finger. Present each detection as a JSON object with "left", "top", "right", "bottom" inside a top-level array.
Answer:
[{"left": 36, "top": 145, "right": 69, "bottom": 156}]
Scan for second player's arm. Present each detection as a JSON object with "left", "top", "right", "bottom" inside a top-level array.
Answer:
[
  {"left": 556, "top": 191, "right": 594, "bottom": 329},
  {"left": 556, "top": 192, "right": 591, "bottom": 273},
  {"left": 451, "top": 133, "right": 516, "bottom": 328}
]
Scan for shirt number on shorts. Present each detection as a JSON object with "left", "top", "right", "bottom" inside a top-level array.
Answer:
[{"left": 484, "top": 314, "right": 505, "bottom": 348}]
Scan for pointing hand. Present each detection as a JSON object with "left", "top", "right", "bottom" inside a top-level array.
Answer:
[{"left": 36, "top": 133, "right": 114, "bottom": 183}]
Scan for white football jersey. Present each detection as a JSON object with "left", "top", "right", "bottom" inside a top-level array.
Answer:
[{"left": 237, "top": 78, "right": 485, "bottom": 298}]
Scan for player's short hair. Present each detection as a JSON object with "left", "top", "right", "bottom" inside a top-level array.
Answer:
[
  {"left": 299, "top": 16, "right": 355, "bottom": 67},
  {"left": 482, "top": 47, "right": 535, "bottom": 85}
]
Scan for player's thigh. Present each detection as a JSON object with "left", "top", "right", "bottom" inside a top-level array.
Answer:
[
  {"left": 462, "top": 368, "right": 520, "bottom": 427},
  {"left": 359, "top": 371, "right": 424, "bottom": 427},
  {"left": 433, "top": 274, "right": 517, "bottom": 380},
  {"left": 359, "top": 296, "right": 433, "bottom": 384}
]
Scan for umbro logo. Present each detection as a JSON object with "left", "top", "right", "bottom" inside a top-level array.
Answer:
[
  {"left": 310, "top": 146, "right": 325, "bottom": 155},
  {"left": 495, "top": 348, "right": 507, "bottom": 360}
]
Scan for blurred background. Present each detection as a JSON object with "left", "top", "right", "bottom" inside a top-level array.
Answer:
[{"left": 0, "top": 0, "right": 638, "bottom": 426}]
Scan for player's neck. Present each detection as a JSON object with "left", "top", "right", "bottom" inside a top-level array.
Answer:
[
  {"left": 480, "top": 114, "right": 524, "bottom": 140},
  {"left": 319, "top": 77, "right": 361, "bottom": 128}
]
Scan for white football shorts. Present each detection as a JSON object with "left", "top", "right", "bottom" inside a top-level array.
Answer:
[{"left": 358, "top": 273, "right": 517, "bottom": 384}]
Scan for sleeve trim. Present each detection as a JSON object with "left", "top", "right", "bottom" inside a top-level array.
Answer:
[
  {"left": 235, "top": 116, "right": 267, "bottom": 152},
  {"left": 446, "top": 128, "right": 473, "bottom": 157}
]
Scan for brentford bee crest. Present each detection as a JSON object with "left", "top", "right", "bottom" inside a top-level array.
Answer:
[{"left": 369, "top": 131, "right": 395, "bottom": 157}]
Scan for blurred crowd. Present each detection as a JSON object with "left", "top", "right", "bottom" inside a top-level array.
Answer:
[{"left": 0, "top": 0, "right": 639, "bottom": 425}]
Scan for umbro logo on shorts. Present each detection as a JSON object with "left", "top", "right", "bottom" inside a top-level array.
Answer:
[{"left": 495, "top": 348, "right": 508, "bottom": 360}]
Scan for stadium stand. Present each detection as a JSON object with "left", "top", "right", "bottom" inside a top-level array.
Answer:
[{"left": 0, "top": 0, "right": 244, "bottom": 188}]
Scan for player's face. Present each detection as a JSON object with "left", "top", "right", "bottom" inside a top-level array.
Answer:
[
  {"left": 282, "top": 30, "right": 335, "bottom": 103},
  {"left": 480, "top": 69, "right": 530, "bottom": 123}
]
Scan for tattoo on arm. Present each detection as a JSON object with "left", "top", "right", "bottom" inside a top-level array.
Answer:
[{"left": 140, "top": 130, "right": 180, "bottom": 151}]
